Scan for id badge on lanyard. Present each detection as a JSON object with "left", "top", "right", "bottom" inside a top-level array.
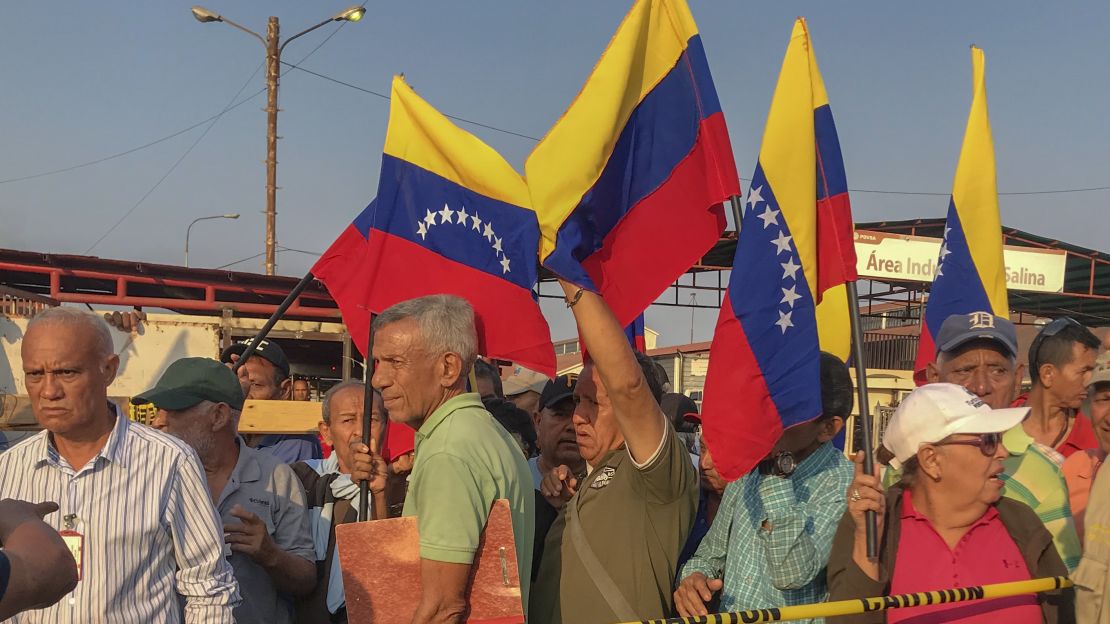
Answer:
[{"left": 60, "top": 513, "right": 84, "bottom": 581}]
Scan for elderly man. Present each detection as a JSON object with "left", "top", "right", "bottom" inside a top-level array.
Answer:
[
  {"left": 531, "top": 284, "right": 698, "bottom": 623},
  {"left": 137, "top": 357, "right": 317, "bottom": 624},
  {"left": 0, "top": 499, "right": 78, "bottom": 620},
  {"left": 355, "top": 295, "right": 534, "bottom": 623},
  {"left": 1064, "top": 352, "right": 1110, "bottom": 540},
  {"left": 504, "top": 366, "right": 549, "bottom": 417},
  {"left": 829, "top": 383, "right": 1071, "bottom": 623},
  {"left": 0, "top": 307, "right": 239, "bottom": 623},
  {"left": 292, "top": 378, "right": 312, "bottom": 401},
  {"left": 222, "top": 339, "right": 321, "bottom": 463},
  {"left": 1018, "top": 316, "right": 1100, "bottom": 455},
  {"left": 472, "top": 358, "right": 504, "bottom": 400},
  {"left": 924, "top": 311, "right": 1082, "bottom": 570},
  {"left": 1074, "top": 356, "right": 1110, "bottom": 621},
  {"left": 295, "top": 381, "right": 393, "bottom": 624},
  {"left": 675, "top": 352, "right": 855, "bottom": 620}
]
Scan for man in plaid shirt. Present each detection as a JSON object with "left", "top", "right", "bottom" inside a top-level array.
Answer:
[{"left": 674, "top": 353, "right": 855, "bottom": 621}]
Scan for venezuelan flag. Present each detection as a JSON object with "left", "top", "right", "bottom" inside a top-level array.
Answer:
[
  {"left": 914, "top": 47, "right": 1009, "bottom": 382},
  {"left": 312, "top": 76, "right": 556, "bottom": 376},
  {"left": 624, "top": 313, "right": 646, "bottom": 353},
  {"left": 525, "top": 0, "right": 740, "bottom": 327},
  {"left": 701, "top": 19, "right": 856, "bottom": 481}
]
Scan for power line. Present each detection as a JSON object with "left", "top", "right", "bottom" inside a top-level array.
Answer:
[{"left": 278, "top": 245, "right": 322, "bottom": 256}]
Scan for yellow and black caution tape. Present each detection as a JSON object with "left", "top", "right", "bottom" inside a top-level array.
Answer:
[{"left": 625, "top": 576, "right": 1073, "bottom": 624}]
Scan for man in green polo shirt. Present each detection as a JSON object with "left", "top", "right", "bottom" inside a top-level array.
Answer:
[
  {"left": 531, "top": 283, "right": 698, "bottom": 624},
  {"left": 354, "top": 295, "right": 534, "bottom": 623},
  {"left": 135, "top": 357, "right": 317, "bottom": 624}
]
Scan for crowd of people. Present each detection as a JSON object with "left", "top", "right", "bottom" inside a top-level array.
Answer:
[{"left": 2, "top": 284, "right": 1110, "bottom": 623}]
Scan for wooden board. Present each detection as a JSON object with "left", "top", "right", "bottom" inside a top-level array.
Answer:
[
  {"left": 237, "top": 399, "right": 321, "bottom": 434},
  {"left": 336, "top": 499, "right": 524, "bottom": 624}
]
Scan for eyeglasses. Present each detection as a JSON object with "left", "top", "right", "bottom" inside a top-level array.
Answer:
[
  {"left": 933, "top": 432, "right": 1002, "bottom": 457},
  {"left": 1029, "top": 316, "right": 1083, "bottom": 375}
]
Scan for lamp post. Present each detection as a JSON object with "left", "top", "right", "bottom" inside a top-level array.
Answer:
[
  {"left": 185, "top": 214, "right": 240, "bottom": 268},
  {"left": 190, "top": 5, "right": 366, "bottom": 275}
]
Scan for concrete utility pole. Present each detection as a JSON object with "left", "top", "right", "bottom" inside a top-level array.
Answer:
[{"left": 190, "top": 5, "right": 366, "bottom": 275}]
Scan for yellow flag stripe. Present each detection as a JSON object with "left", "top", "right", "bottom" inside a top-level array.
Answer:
[{"left": 383, "top": 76, "right": 531, "bottom": 209}]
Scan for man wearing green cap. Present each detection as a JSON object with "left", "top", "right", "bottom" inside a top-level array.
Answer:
[{"left": 135, "top": 357, "right": 317, "bottom": 624}]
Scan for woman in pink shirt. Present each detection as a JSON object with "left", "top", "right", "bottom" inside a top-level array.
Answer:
[{"left": 827, "top": 383, "right": 1073, "bottom": 623}]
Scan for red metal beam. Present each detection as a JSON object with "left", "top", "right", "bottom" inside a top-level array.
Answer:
[{"left": 49, "top": 293, "right": 340, "bottom": 319}]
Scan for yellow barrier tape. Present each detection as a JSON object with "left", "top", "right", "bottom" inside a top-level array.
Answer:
[{"left": 625, "top": 576, "right": 1073, "bottom": 624}]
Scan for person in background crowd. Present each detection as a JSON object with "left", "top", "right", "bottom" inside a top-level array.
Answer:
[
  {"left": 829, "top": 383, "right": 1072, "bottom": 624},
  {"left": 527, "top": 374, "right": 584, "bottom": 579},
  {"left": 675, "top": 352, "right": 855, "bottom": 620},
  {"left": 296, "top": 381, "right": 393, "bottom": 623},
  {"left": 0, "top": 499, "right": 78, "bottom": 620},
  {"left": 293, "top": 378, "right": 312, "bottom": 401},
  {"left": 1016, "top": 317, "right": 1100, "bottom": 455},
  {"left": 0, "top": 307, "right": 240, "bottom": 623},
  {"left": 661, "top": 392, "right": 701, "bottom": 463},
  {"left": 222, "top": 339, "right": 322, "bottom": 463},
  {"left": 925, "top": 311, "right": 1082, "bottom": 571},
  {"left": 485, "top": 397, "right": 539, "bottom": 457},
  {"left": 138, "top": 357, "right": 317, "bottom": 624},
  {"left": 677, "top": 422, "right": 727, "bottom": 566},
  {"left": 356, "top": 295, "right": 534, "bottom": 623},
  {"left": 503, "top": 366, "right": 548, "bottom": 417},
  {"left": 531, "top": 283, "right": 697, "bottom": 624},
  {"left": 1064, "top": 351, "right": 1110, "bottom": 541},
  {"left": 472, "top": 358, "right": 504, "bottom": 400}
]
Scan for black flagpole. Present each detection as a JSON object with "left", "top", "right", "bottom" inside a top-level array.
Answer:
[
  {"left": 846, "top": 281, "right": 879, "bottom": 559},
  {"left": 231, "top": 271, "right": 315, "bottom": 373},
  {"left": 359, "top": 316, "right": 376, "bottom": 521}
]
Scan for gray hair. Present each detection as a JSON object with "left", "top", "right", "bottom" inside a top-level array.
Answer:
[
  {"left": 372, "top": 295, "right": 478, "bottom": 378},
  {"left": 28, "top": 307, "right": 114, "bottom": 357}
]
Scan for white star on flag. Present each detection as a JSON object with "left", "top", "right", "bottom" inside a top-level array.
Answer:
[
  {"left": 757, "top": 206, "right": 781, "bottom": 229},
  {"left": 775, "top": 310, "right": 794, "bottom": 334},
  {"left": 781, "top": 257, "right": 801, "bottom": 280},
  {"left": 438, "top": 204, "right": 454, "bottom": 224},
  {"left": 471, "top": 213, "right": 482, "bottom": 232},
  {"left": 493, "top": 237, "right": 503, "bottom": 254},
  {"left": 780, "top": 285, "right": 802, "bottom": 308},
  {"left": 939, "top": 242, "right": 951, "bottom": 261},
  {"left": 500, "top": 256, "right": 511, "bottom": 274},
  {"left": 483, "top": 222, "right": 495, "bottom": 242},
  {"left": 423, "top": 210, "right": 437, "bottom": 228},
  {"left": 457, "top": 206, "right": 469, "bottom": 225},
  {"left": 747, "top": 185, "right": 764, "bottom": 208},
  {"left": 417, "top": 221, "right": 428, "bottom": 240},
  {"left": 771, "top": 231, "right": 793, "bottom": 255}
]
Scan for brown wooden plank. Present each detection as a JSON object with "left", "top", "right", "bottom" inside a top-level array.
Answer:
[{"left": 237, "top": 399, "right": 321, "bottom": 434}]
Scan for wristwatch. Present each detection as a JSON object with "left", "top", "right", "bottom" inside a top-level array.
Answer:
[{"left": 758, "top": 451, "right": 797, "bottom": 477}]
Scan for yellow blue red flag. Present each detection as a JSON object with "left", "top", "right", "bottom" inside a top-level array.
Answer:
[
  {"left": 701, "top": 18, "right": 857, "bottom": 480},
  {"left": 524, "top": 0, "right": 740, "bottom": 327},
  {"left": 914, "top": 47, "right": 1009, "bottom": 382}
]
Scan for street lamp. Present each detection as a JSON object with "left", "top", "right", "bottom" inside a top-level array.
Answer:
[
  {"left": 190, "top": 5, "right": 366, "bottom": 275},
  {"left": 185, "top": 214, "right": 240, "bottom": 268}
]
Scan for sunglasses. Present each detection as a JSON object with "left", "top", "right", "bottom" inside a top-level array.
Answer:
[
  {"left": 1028, "top": 316, "right": 1083, "bottom": 374},
  {"left": 933, "top": 432, "right": 1002, "bottom": 457}
]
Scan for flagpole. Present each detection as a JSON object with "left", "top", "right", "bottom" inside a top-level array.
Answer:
[
  {"left": 359, "top": 317, "right": 376, "bottom": 520},
  {"left": 728, "top": 195, "right": 744, "bottom": 235},
  {"left": 231, "top": 271, "right": 315, "bottom": 373},
  {"left": 846, "top": 280, "right": 879, "bottom": 559}
]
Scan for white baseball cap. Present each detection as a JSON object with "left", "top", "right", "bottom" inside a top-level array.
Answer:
[
  {"left": 502, "top": 366, "right": 549, "bottom": 396},
  {"left": 882, "top": 383, "right": 1029, "bottom": 469}
]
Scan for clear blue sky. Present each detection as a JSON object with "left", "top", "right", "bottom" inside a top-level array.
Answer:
[{"left": 2, "top": 2, "right": 1108, "bottom": 345}]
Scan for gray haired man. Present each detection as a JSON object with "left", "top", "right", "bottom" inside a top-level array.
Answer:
[{"left": 351, "top": 295, "right": 534, "bottom": 623}]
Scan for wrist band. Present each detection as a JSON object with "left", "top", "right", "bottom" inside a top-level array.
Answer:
[{"left": 565, "top": 288, "right": 585, "bottom": 308}]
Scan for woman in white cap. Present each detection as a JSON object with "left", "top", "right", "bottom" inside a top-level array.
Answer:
[{"left": 826, "top": 383, "right": 1073, "bottom": 623}]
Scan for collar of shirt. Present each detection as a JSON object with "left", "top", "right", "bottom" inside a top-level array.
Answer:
[
  {"left": 1061, "top": 412, "right": 1098, "bottom": 455},
  {"left": 899, "top": 488, "right": 998, "bottom": 528},
  {"left": 37, "top": 401, "right": 130, "bottom": 471},
  {"left": 415, "top": 392, "right": 483, "bottom": 448},
  {"left": 217, "top": 437, "right": 262, "bottom": 508},
  {"left": 1003, "top": 424, "right": 1034, "bottom": 456}
]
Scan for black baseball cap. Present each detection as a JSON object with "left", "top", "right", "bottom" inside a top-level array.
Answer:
[
  {"left": 133, "top": 357, "right": 245, "bottom": 411},
  {"left": 935, "top": 311, "right": 1018, "bottom": 358},
  {"left": 219, "top": 338, "right": 290, "bottom": 376},
  {"left": 539, "top": 375, "right": 576, "bottom": 411}
]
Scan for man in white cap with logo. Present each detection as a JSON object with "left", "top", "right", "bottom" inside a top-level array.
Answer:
[
  {"left": 503, "top": 366, "right": 550, "bottom": 420},
  {"left": 828, "top": 383, "right": 1072, "bottom": 623}
]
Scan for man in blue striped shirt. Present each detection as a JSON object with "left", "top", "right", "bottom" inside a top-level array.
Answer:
[{"left": 0, "top": 307, "right": 240, "bottom": 623}]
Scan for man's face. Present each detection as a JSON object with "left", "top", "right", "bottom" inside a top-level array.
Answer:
[
  {"left": 372, "top": 319, "right": 448, "bottom": 427},
  {"left": 22, "top": 321, "right": 120, "bottom": 436},
  {"left": 772, "top": 416, "right": 844, "bottom": 459},
  {"left": 1088, "top": 383, "right": 1110, "bottom": 454},
  {"left": 152, "top": 402, "right": 220, "bottom": 463},
  {"left": 571, "top": 364, "right": 625, "bottom": 467},
  {"left": 698, "top": 433, "right": 726, "bottom": 495},
  {"left": 292, "top": 380, "right": 311, "bottom": 401},
  {"left": 928, "top": 341, "right": 1020, "bottom": 410},
  {"left": 320, "top": 386, "right": 383, "bottom": 474},
  {"left": 510, "top": 390, "right": 541, "bottom": 417},
  {"left": 241, "top": 356, "right": 288, "bottom": 401},
  {"left": 1044, "top": 343, "right": 1098, "bottom": 409},
  {"left": 534, "top": 396, "right": 581, "bottom": 469}
]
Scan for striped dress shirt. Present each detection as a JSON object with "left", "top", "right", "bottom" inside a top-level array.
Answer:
[{"left": 0, "top": 403, "right": 240, "bottom": 623}]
